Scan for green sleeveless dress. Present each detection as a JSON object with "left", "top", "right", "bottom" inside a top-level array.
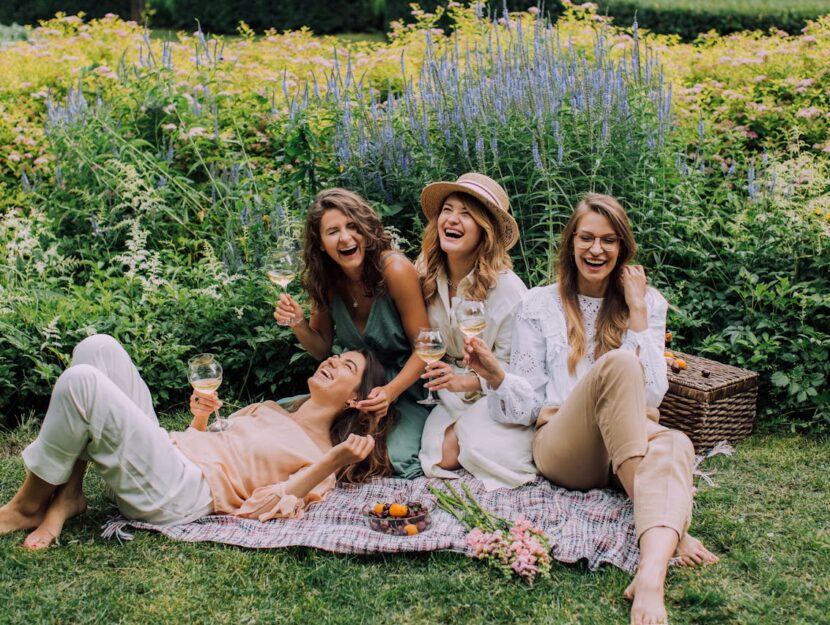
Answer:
[{"left": 330, "top": 292, "right": 428, "bottom": 479}]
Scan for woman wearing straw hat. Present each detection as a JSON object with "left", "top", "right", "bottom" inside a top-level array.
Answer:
[
  {"left": 464, "top": 193, "right": 718, "bottom": 625},
  {"left": 417, "top": 173, "right": 536, "bottom": 490}
]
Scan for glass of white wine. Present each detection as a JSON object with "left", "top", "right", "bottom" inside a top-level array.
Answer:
[
  {"left": 187, "top": 353, "right": 228, "bottom": 432},
  {"left": 457, "top": 299, "right": 487, "bottom": 372},
  {"left": 265, "top": 247, "right": 301, "bottom": 326},
  {"left": 415, "top": 327, "right": 446, "bottom": 406}
]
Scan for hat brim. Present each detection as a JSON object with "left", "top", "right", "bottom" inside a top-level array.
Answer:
[{"left": 420, "top": 181, "right": 520, "bottom": 251}]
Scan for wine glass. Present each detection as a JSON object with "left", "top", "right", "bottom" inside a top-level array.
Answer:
[
  {"left": 456, "top": 300, "right": 487, "bottom": 372},
  {"left": 187, "top": 353, "right": 228, "bottom": 432},
  {"left": 265, "top": 245, "right": 301, "bottom": 326},
  {"left": 414, "top": 327, "right": 446, "bottom": 406}
]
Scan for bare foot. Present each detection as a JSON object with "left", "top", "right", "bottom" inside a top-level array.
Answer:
[
  {"left": 0, "top": 501, "right": 47, "bottom": 536},
  {"left": 23, "top": 490, "right": 87, "bottom": 550},
  {"left": 624, "top": 574, "right": 669, "bottom": 625},
  {"left": 674, "top": 533, "right": 719, "bottom": 567}
]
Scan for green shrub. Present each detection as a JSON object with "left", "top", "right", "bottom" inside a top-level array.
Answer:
[
  {"left": 597, "top": 0, "right": 830, "bottom": 40},
  {"left": 0, "top": 1, "right": 130, "bottom": 27}
]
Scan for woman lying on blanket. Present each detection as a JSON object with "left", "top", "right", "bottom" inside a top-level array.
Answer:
[
  {"left": 274, "top": 188, "right": 430, "bottom": 478},
  {"left": 464, "top": 194, "right": 718, "bottom": 625},
  {"left": 0, "top": 334, "right": 392, "bottom": 550},
  {"left": 416, "top": 173, "right": 537, "bottom": 490}
]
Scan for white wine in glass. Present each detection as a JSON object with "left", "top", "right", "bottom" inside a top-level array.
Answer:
[
  {"left": 188, "top": 353, "right": 228, "bottom": 432},
  {"left": 265, "top": 248, "right": 301, "bottom": 326},
  {"left": 415, "top": 327, "right": 445, "bottom": 406},
  {"left": 456, "top": 300, "right": 487, "bottom": 372}
]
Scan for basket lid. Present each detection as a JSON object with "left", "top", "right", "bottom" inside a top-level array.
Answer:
[{"left": 666, "top": 352, "right": 758, "bottom": 402}]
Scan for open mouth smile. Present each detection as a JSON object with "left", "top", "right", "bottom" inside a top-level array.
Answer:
[
  {"left": 443, "top": 228, "right": 463, "bottom": 239},
  {"left": 583, "top": 257, "right": 608, "bottom": 267},
  {"left": 318, "top": 367, "right": 334, "bottom": 380},
  {"left": 339, "top": 245, "right": 359, "bottom": 257}
]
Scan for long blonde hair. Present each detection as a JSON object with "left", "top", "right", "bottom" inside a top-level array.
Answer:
[
  {"left": 556, "top": 194, "right": 638, "bottom": 375},
  {"left": 420, "top": 192, "right": 513, "bottom": 301}
]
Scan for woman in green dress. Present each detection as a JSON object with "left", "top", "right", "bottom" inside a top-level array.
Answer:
[{"left": 274, "top": 188, "right": 429, "bottom": 478}]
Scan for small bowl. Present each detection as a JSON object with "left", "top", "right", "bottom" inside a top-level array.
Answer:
[{"left": 362, "top": 501, "right": 432, "bottom": 536}]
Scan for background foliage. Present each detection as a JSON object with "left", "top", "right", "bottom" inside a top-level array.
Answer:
[
  {"left": 0, "top": 3, "right": 828, "bottom": 432},
  {"left": 5, "top": 1, "right": 830, "bottom": 39}
]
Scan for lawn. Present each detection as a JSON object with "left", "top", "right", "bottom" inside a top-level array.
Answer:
[{"left": 1, "top": 424, "right": 827, "bottom": 625}]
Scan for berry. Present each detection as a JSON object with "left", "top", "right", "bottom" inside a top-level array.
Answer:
[
  {"left": 702, "top": 369, "right": 711, "bottom": 378},
  {"left": 671, "top": 364, "right": 681, "bottom": 373}
]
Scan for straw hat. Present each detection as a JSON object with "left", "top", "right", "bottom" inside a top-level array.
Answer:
[{"left": 420, "top": 173, "right": 519, "bottom": 250}]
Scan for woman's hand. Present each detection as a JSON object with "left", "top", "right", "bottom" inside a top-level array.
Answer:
[
  {"left": 621, "top": 265, "right": 647, "bottom": 311},
  {"left": 421, "top": 360, "right": 460, "bottom": 392},
  {"left": 356, "top": 386, "right": 392, "bottom": 418},
  {"left": 464, "top": 337, "right": 505, "bottom": 389},
  {"left": 328, "top": 434, "right": 375, "bottom": 466},
  {"left": 273, "top": 293, "right": 305, "bottom": 327},
  {"left": 189, "top": 390, "right": 222, "bottom": 431}
]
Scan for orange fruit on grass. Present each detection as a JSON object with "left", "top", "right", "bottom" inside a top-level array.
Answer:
[
  {"left": 388, "top": 503, "right": 409, "bottom": 518},
  {"left": 665, "top": 331, "right": 673, "bottom": 343},
  {"left": 373, "top": 503, "right": 384, "bottom": 515},
  {"left": 676, "top": 358, "right": 687, "bottom": 370},
  {"left": 403, "top": 524, "right": 418, "bottom": 536}
]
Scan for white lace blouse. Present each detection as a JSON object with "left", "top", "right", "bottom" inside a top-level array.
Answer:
[{"left": 487, "top": 284, "right": 669, "bottom": 426}]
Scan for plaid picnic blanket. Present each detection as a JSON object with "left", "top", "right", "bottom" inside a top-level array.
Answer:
[{"left": 103, "top": 473, "right": 640, "bottom": 572}]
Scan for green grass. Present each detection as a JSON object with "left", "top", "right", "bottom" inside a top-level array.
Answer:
[{"left": 1, "top": 425, "right": 828, "bottom": 624}]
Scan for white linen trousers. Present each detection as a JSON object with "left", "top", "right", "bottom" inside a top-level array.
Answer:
[{"left": 21, "top": 334, "right": 213, "bottom": 525}]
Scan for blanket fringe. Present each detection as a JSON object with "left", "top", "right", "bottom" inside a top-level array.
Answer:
[
  {"left": 101, "top": 519, "right": 134, "bottom": 544},
  {"left": 692, "top": 440, "right": 735, "bottom": 487}
]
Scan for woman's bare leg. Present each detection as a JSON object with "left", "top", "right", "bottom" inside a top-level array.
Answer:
[
  {"left": 23, "top": 461, "right": 88, "bottom": 550},
  {"left": 438, "top": 424, "right": 461, "bottom": 470},
  {"left": 616, "top": 456, "right": 717, "bottom": 625},
  {"left": 0, "top": 472, "right": 57, "bottom": 535}
]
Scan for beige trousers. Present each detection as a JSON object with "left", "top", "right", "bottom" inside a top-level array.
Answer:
[
  {"left": 22, "top": 334, "right": 213, "bottom": 525},
  {"left": 532, "top": 350, "right": 694, "bottom": 541}
]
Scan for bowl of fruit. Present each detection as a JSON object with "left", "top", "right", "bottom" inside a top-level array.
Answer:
[{"left": 362, "top": 501, "right": 432, "bottom": 536}]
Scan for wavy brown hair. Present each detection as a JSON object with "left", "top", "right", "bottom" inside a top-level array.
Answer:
[
  {"left": 330, "top": 349, "right": 396, "bottom": 484},
  {"left": 556, "top": 193, "right": 638, "bottom": 375},
  {"left": 302, "top": 188, "right": 392, "bottom": 312},
  {"left": 420, "top": 192, "right": 513, "bottom": 302}
]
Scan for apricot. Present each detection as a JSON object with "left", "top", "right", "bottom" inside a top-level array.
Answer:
[
  {"left": 388, "top": 503, "right": 409, "bottom": 518},
  {"left": 403, "top": 524, "right": 418, "bottom": 536},
  {"left": 676, "top": 358, "right": 687, "bottom": 370},
  {"left": 373, "top": 503, "right": 385, "bottom": 515}
]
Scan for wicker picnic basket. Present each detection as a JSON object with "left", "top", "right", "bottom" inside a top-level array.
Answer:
[{"left": 658, "top": 352, "right": 759, "bottom": 452}]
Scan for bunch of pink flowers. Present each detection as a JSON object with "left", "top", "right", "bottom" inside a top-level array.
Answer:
[
  {"left": 430, "top": 482, "right": 552, "bottom": 586},
  {"left": 466, "top": 516, "right": 552, "bottom": 585}
]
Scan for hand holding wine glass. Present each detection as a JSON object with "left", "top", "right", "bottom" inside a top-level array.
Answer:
[
  {"left": 456, "top": 299, "right": 487, "bottom": 372},
  {"left": 415, "top": 327, "right": 445, "bottom": 406},
  {"left": 266, "top": 246, "right": 301, "bottom": 327},
  {"left": 188, "top": 353, "right": 228, "bottom": 432}
]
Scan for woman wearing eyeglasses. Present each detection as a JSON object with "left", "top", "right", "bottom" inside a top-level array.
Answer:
[{"left": 464, "top": 194, "right": 718, "bottom": 625}]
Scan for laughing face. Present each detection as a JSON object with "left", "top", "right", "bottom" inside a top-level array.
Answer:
[
  {"left": 319, "top": 209, "right": 365, "bottom": 272},
  {"left": 572, "top": 211, "right": 622, "bottom": 297},
  {"left": 436, "top": 193, "right": 483, "bottom": 259},
  {"left": 307, "top": 351, "right": 367, "bottom": 405}
]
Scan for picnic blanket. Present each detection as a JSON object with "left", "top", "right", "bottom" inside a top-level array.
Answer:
[{"left": 101, "top": 445, "right": 733, "bottom": 574}]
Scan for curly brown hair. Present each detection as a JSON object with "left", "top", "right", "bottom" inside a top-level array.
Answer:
[
  {"left": 330, "top": 349, "right": 396, "bottom": 484},
  {"left": 302, "top": 188, "right": 392, "bottom": 312}
]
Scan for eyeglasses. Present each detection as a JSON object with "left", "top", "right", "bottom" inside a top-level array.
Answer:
[{"left": 573, "top": 231, "right": 621, "bottom": 252}]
